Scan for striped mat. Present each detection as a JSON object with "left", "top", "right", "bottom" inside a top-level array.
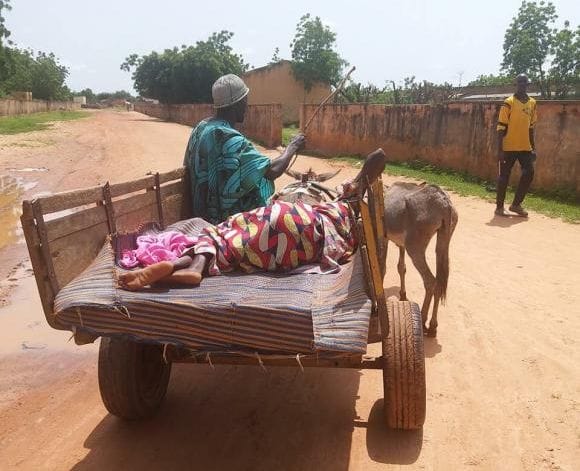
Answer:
[{"left": 53, "top": 218, "right": 373, "bottom": 355}]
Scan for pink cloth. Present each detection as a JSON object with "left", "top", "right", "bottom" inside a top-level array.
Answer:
[{"left": 119, "top": 231, "right": 197, "bottom": 269}]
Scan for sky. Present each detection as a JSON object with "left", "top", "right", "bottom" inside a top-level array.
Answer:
[{"left": 6, "top": 0, "right": 579, "bottom": 94}]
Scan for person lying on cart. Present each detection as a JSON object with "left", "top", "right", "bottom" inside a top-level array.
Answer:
[
  {"left": 184, "top": 74, "right": 306, "bottom": 224},
  {"left": 118, "top": 149, "right": 387, "bottom": 290}
]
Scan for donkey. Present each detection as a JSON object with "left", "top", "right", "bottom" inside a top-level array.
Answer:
[
  {"left": 384, "top": 182, "right": 458, "bottom": 337},
  {"left": 280, "top": 167, "right": 458, "bottom": 337}
]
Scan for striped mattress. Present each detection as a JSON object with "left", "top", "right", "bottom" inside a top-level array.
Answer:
[{"left": 53, "top": 218, "right": 373, "bottom": 355}]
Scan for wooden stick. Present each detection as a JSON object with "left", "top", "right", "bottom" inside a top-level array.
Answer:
[
  {"left": 303, "top": 65, "right": 356, "bottom": 132},
  {"left": 287, "top": 66, "right": 356, "bottom": 172}
]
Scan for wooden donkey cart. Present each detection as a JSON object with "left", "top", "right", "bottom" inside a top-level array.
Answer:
[{"left": 21, "top": 164, "right": 426, "bottom": 430}]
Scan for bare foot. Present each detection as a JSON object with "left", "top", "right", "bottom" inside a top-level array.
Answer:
[
  {"left": 160, "top": 269, "right": 202, "bottom": 286},
  {"left": 118, "top": 261, "right": 174, "bottom": 290}
]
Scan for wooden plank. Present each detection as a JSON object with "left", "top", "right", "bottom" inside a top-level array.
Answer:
[
  {"left": 50, "top": 222, "right": 109, "bottom": 288},
  {"left": 159, "top": 167, "right": 186, "bottom": 184},
  {"left": 32, "top": 199, "right": 60, "bottom": 294},
  {"left": 160, "top": 180, "right": 184, "bottom": 199},
  {"left": 162, "top": 194, "right": 185, "bottom": 226},
  {"left": 113, "top": 192, "right": 156, "bottom": 217},
  {"left": 21, "top": 202, "right": 61, "bottom": 327},
  {"left": 116, "top": 204, "right": 158, "bottom": 233},
  {"left": 102, "top": 182, "right": 116, "bottom": 234},
  {"left": 369, "top": 179, "right": 387, "bottom": 276},
  {"left": 45, "top": 205, "right": 108, "bottom": 242},
  {"left": 154, "top": 173, "right": 164, "bottom": 228},
  {"left": 359, "top": 199, "right": 390, "bottom": 338},
  {"left": 36, "top": 186, "right": 103, "bottom": 214},
  {"left": 109, "top": 175, "right": 155, "bottom": 198}
]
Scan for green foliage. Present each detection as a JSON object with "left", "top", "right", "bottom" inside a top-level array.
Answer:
[
  {"left": 333, "top": 156, "right": 580, "bottom": 223},
  {"left": 502, "top": 0, "right": 557, "bottom": 95},
  {"left": 550, "top": 21, "right": 580, "bottom": 98},
  {"left": 121, "top": 31, "right": 248, "bottom": 104},
  {"left": 0, "top": 110, "right": 87, "bottom": 135},
  {"left": 337, "top": 77, "right": 455, "bottom": 105},
  {"left": 269, "top": 47, "right": 281, "bottom": 65},
  {"left": 501, "top": 1, "right": 579, "bottom": 98},
  {"left": 290, "top": 14, "right": 347, "bottom": 90},
  {"left": 467, "top": 74, "right": 514, "bottom": 86},
  {"left": 282, "top": 125, "right": 299, "bottom": 146},
  {"left": 0, "top": 0, "right": 12, "bottom": 47},
  {"left": 1, "top": 48, "right": 70, "bottom": 100}
]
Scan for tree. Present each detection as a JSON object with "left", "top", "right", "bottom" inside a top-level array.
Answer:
[
  {"left": 501, "top": 1, "right": 558, "bottom": 97},
  {"left": 290, "top": 14, "right": 347, "bottom": 90},
  {"left": 0, "top": 0, "right": 11, "bottom": 47},
  {"left": 269, "top": 47, "right": 281, "bottom": 65},
  {"left": 549, "top": 21, "right": 580, "bottom": 97},
  {"left": 121, "top": 31, "right": 248, "bottom": 104},
  {"left": 1, "top": 48, "right": 70, "bottom": 100},
  {"left": 467, "top": 74, "right": 514, "bottom": 86}
]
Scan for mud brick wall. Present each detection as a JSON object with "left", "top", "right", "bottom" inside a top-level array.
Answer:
[
  {"left": 134, "top": 102, "right": 283, "bottom": 148},
  {"left": 0, "top": 99, "right": 81, "bottom": 116},
  {"left": 300, "top": 101, "right": 580, "bottom": 196}
]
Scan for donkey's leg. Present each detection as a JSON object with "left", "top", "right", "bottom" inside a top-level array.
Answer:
[
  {"left": 427, "top": 295, "right": 440, "bottom": 337},
  {"left": 407, "top": 239, "right": 435, "bottom": 331},
  {"left": 397, "top": 245, "right": 407, "bottom": 301}
]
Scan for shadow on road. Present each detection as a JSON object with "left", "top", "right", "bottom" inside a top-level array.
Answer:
[
  {"left": 363, "top": 399, "right": 423, "bottom": 465},
  {"left": 72, "top": 364, "right": 365, "bottom": 470},
  {"left": 485, "top": 215, "right": 528, "bottom": 228}
]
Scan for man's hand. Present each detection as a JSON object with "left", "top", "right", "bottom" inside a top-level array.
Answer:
[{"left": 287, "top": 133, "right": 306, "bottom": 153}]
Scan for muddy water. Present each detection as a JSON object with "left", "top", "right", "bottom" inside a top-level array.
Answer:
[
  {"left": 0, "top": 175, "right": 25, "bottom": 251},
  {"left": 0, "top": 261, "right": 96, "bottom": 355},
  {"left": 0, "top": 171, "right": 43, "bottom": 251}
]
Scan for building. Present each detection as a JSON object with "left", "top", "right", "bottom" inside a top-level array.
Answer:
[{"left": 243, "top": 60, "right": 331, "bottom": 124}]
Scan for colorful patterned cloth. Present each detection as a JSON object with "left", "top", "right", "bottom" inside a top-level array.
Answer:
[
  {"left": 183, "top": 118, "right": 274, "bottom": 224},
  {"left": 120, "top": 201, "right": 357, "bottom": 275}
]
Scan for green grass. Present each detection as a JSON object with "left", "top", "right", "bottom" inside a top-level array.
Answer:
[
  {"left": 332, "top": 156, "right": 580, "bottom": 223},
  {"left": 282, "top": 125, "right": 299, "bottom": 146},
  {"left": 0, "top": 111, "right": 88, "bottom": 135}
]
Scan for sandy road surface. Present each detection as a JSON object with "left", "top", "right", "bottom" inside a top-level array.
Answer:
[{"left": 0, "top": 110, "right": 578, "bottom": 470}]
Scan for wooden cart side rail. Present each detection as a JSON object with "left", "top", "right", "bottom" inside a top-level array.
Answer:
[
  {"left": 358, "top": 175, "right": 389, "bottom": 340},
  {"left": 20, "top": 201, "right": 64, "bottom": 330},
  {"left": 21, "top": 167, "right": 189, "bottom": 320},
  {"left": 33, "top": 167, "right": 186, "bottom": 215}
]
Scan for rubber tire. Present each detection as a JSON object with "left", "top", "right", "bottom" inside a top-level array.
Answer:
[
  {"left": 382, "top": 299, "right": 426, "bottom": 429},
  {"left": 98, "top": 337, "right": 172, "bottom": 420}
]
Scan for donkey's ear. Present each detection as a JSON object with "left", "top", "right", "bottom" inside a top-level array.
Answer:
[
  {"left": 284, "top": 169, "right": 303, "bottom": 180},
  {"left": 316, "top": 169, "right": 341, "bottom": 182}
]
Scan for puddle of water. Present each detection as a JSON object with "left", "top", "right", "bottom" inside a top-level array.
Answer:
[
  {"left": 0, "top": 175, "right": 41, "bottom": 250},
  {"left": 0, "top": 264, "right": 95, "bottom": 355},
  {"left": 0, "top": 175, "right": 24, "bottom": 251},
  {"left": 7, "top": 167, "right": 48, "bottom": 173}
]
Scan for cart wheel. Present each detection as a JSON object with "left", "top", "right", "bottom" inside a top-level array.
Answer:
[
  {"left": 98, "top": 337, "right": 171, "bottom": 420},
  {"left": 382, "top": 299, "right": 426, "bottom": 429}
]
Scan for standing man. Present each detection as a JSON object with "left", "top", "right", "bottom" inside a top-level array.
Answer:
[
  {"left": 183, "top": 74, "right": 305, "bottom": 224},
  {"left": 495, "top": 74, "right": 537, "bottom": 217}
]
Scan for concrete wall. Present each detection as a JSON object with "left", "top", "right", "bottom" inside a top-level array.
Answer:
[
  {"left": 134, "top": 102, "right": 283, "bottom": 148},
  {"left": 0, "top": 99, "right": 80, "bottom": 117},
  {"left": 244, "top": 61, "right": 331, "bottom": 124},
  {"left": 300, "top": 101, "right": 580, "bottom": 196}
]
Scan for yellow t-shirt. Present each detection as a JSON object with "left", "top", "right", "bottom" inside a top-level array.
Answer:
[{"left": 496, "top": 95, "right": 537, "bottom": 151}]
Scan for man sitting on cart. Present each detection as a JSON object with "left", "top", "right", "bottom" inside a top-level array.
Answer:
[
  {"left": 119, "top": 149, "right": 387, "bottom": 290},
  {"left": 183, "top": 74, "right": 306, "bottom": 224}
]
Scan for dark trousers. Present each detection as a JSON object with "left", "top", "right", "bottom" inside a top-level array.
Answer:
[{"left": 496, "top": 151, "right": 535, "bottom": 207}]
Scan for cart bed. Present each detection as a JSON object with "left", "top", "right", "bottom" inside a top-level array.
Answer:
[{"left": 53, "top": 217, "right": 373, "bottom": 355}]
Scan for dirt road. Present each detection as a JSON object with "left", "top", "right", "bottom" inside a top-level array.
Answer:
[{"left": 0, "top": 111, "right": 578, "bottom": 470}]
